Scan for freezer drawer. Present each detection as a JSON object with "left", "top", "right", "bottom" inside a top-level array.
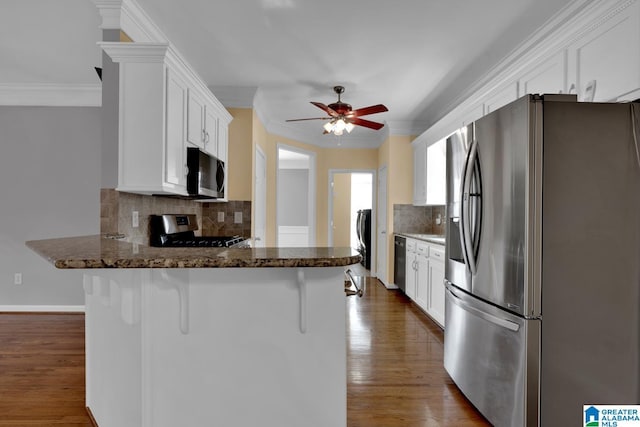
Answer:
[{"left": 444, "top": 284, "right": 540, "bottom": 427}]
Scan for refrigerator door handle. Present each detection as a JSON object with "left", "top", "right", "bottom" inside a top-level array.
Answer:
[
  {"left": 447, "top": 284, "right": 520, "bottom": 332},
  {"left": 461, "top": 139, "right": 479, "bottom": 274}
]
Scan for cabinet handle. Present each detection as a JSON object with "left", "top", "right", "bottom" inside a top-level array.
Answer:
[
  {"left": 201, "top": 129, "right": 206, "bottom": 143},
  {"left": 184, "top": 165, "right": 189, "bottom": 176},
  {"left": 205, "top": 132, "right": 210, "bottom": 144}
]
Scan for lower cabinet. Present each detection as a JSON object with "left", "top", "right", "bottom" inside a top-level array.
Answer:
[{"left": 405, "top": 238, "right": 445, "bottom": 328}]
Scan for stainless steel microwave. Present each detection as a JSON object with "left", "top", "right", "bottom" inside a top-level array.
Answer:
[{"left": 186, "top": 147, "right": 225, "bottom": 199}]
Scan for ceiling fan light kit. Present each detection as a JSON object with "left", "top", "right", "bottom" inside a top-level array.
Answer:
[{"left": 286, "top": 85, "right": 388, "bottom": 135}]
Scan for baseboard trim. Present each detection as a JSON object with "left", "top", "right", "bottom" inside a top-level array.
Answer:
[
  {"left": 86, "top": 406, "right": 99, "bottom": 427},
  {"left": 0, "top": 305, "right": 85, "bottom": 313}
]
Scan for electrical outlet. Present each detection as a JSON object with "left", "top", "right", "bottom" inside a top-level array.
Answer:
[
  {"left": 218, "top": 212, "right": 225, "bottom": 222},
  {"left": 132, "top": 211, "right": 139, "bottom": 228},
  {"left": 436, "top": 214, "right": 442, "bottom": 225},
  {"left": 234, "top": 212, "right": 242, "bottom": 224},
  {"left": 14, "top": 273, "right": 22, "bottom": 285}
]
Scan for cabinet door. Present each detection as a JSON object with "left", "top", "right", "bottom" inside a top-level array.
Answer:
[
  {"left": 425, "top": 139, "right": 446, "bottom": 205},
  {"left": 415, "top": 253, "right": 429, "bottom": 311},
  {"left": 217, "top": 122, "right": 228, "bottom": 164},
  {"left": 405, "top": 240, "right": 417, "bottom": 299},
  {"left": 567, "top": 1, "right": 640, "bottom": 101},
  {"left": 165, "top": 68, "right": 187, "bottom": 187},
  {"left": 484, "top": 82, "right": 518, "bottom": 115},
  {"left": 187, "top": 89, "right": 205, "bottom": 148},
  {"left": 204, "top": 106, "right": 219, "bottom": 157},
  {"left": 518, "top": 50, "right": 566, "bottom": 96},
  {"left": 428, "top": 257, "right": 445, "bottom": 328},
  {"left": 413, "top": 142, "right": 427, "bottom": 205}
]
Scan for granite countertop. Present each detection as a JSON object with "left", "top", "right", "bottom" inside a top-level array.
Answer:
[
  {"left": 396, "top": 233, "right": 446, "bottom": 245},
  {"left": 26, "top": 235, "right": 362, "bottom": 269}
]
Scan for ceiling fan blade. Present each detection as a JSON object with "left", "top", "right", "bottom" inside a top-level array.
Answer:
[
  {"left": 348, "top": 104, "right": 388, "bottom": 117},
  {"left": 286, "top": 117, "right": 331, "bottom": 122},
  {"left": 351, "top": 117, "right": 385, "bottom": 130},
  {"left": 311, "top": 101, "right": 339, "bottom": 117}
]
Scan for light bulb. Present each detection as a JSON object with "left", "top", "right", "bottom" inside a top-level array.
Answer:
[
  {"left": 323, "top": 122, "right": 334, "bottom": 132},
  {"left": 334, "top": 119, "right": 346, "bottom": 132},
  {"left": 334, "top": 128, "right": 343, "bottom": 136},
  {"left": 345, "top": 122, "right": 354, "bottom": 133}
]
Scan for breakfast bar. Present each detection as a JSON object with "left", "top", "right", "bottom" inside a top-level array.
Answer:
[{"left": 27, "top": 236, "right": 361, "bottom": 427}]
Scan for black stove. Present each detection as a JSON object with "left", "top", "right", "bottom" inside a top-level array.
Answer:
[{"left": 149, "top": 214, "right": 249, "bottom": 248}]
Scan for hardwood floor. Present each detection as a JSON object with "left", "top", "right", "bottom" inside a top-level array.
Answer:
[
  {"left": 347, "top": 276, "right": 490, "bottom": 427},
  {"left": 0, "top": 278, "right": 489, "bottom": 427},
  {"left": 0, "top": 313, "right": 92, "bottom": 426}
]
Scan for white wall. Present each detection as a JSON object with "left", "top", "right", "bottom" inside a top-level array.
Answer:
[
  {"left": 277, "top": 169, "right": 309, "bottom": 226},
  {"left": 0, "top": 106, "right": 101, "bottom": 308}
]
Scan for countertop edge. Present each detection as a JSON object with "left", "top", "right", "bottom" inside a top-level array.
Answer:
[
  {"left": 395, "top": 232, "right": 446, "bottom": 246},
  {"left": 26, "top": 235, "right": 362, "bottom": 269}
]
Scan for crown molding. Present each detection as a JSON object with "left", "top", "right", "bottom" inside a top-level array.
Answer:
[
  {"left": 92, "top": 0, "right": 167, "bottom": 42},
  {"left": 423, "top": 0, "right": 631, "bottom": 131},
  {"left": 0, "top": 83, "right": 101, "bottom": 107},
  {"left": 99, "top": 41, "right": 170, "bottom": 63}
]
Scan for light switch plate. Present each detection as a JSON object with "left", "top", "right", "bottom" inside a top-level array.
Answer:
[
  {"left": 234, "top": 212, "right": 242, "bottom": 224},
  {"left": 218, "top": 212, "right": 225, "bottom": 222}
]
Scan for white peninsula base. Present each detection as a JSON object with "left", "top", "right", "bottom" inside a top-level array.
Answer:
[{"left": 83, "top": 267, "right": 348, "bottom": 427}]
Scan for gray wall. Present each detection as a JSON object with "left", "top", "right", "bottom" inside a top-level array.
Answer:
[
  {"left": 0, "top": 106, "right": 101, "bottom": 307},
  {"left": 277, "top": 169, "right": 309, "bottom": 226}
]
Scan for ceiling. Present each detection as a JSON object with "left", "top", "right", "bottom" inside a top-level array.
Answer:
[{"left": 2, "top": 0, "right": 582, "bottom": 148}]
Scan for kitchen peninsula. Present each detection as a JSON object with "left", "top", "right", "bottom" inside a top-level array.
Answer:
[{"left": 27, "top": 235, "right": 360, "bottom": 427}]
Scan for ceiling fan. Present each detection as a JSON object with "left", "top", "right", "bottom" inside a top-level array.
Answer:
[{"left": 286, "top": 86, "right": 388, "bottom": 135}]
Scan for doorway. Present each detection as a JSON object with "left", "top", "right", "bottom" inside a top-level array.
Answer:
[
  {"left": 328, "top": 170, "right": 375, "bottom": 272},
  {"left": 276, "top": 145, "right": 316, "bottom": 247}
]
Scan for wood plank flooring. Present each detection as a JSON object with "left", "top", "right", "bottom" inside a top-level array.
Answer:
[
  {"left": 0, "top": 313, "right": 91, "bottom": 426},
  {"left": 0, "top": 278, "right": 489, "bottom": 426},
  {"left": 347, "top": 278, "right": 490, "bottom": 426}
]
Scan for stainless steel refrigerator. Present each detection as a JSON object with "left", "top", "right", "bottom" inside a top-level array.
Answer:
[{"left": 444, "top": 94, "right": 640, "bottom": 426}]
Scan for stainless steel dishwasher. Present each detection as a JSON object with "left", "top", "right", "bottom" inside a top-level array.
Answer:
[{"left": 393, "top": 235, "right": 406, "bottom": 292}]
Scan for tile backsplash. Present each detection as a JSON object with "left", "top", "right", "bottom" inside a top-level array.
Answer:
[
  {"left": 393, "top": 204, "right": 446, "bottom": 236},
  {"left": 100, "top": 189, "right": 251, "bottom": 244}
]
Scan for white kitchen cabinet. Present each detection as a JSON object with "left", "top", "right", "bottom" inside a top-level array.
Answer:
[
  {"left": 414, "top": 138, "right": 446, "bottom": 206},
  {"left": 165, "top": 67, "right": 188, "bottom": 188},
  {"left": 100, "top": 42, "right": 232, "bottom": 197},
  {"left": 567, "top": 0, "right": 640, "bottom": 102},
  {"left": 188, "top": 89, "right": 226, "bottom": 159},
  {"left": 425, "top": 139, "right": 446, "bottom": 205},
  {"left": 518, "top": 50, "right": 567, "bottom": 97},
  {"left": 405, "top": 238, "right": 418, "bottom": 299},
  {"left": 404, "top": 237, "right": 445, "bottom": 329},
  {"left": 484, "top": 81, "right": 519, "bottom": 115},
  {"left": 100, "top": 43, "right": 189, "bottom": 196},
  {"left": 412, "top": 141, "right": 427, "bottom": 205},
  {"left": 187, "top": 89, "right": 206, "bottom": 149},
  {"left": 427, "top": 245, "right": 445, "bottom": 327},
  {"left": 414, "top": 242, "right": 429, "bottom": 310}
]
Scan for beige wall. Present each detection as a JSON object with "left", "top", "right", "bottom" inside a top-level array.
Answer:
[
  {"left": 332, "top": 173, "right": 352, "bottom": 247},
  {"left": 256, "top": 131, "right": 378, "bottom": 247},
  {"left": 227, "top": 108, "right": 253, "bottom": 201},
  {"left": 377, "top": 134, "right": 415, "bottom": 284},
  {"left": 243, "top": 109, "right": 414, "bottom": 284}
]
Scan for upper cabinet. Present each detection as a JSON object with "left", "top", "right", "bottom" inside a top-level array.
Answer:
[
  {"left": 425, "top": 139, "right": 446, "bottom": 205},
  {"left": 413, "top": 138, "right": 446, "bottom": 206},
  {"left": 413, "top": 141, "right": 427, "bottom": 205},
  {"left": 100, "top": 42, "right": 232, "bottom": 198},
  {"left": 567, "top": 0, "right": 640, "bottom": 102},
  {"left": 518, "top": 51, "right": 567, "bottom": 97},
  {"left": 187, "top": 89, "right": 228, "bottom": 162},
  {"left": 416, "top": 0, "right": 640, "bottom": 152}
]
